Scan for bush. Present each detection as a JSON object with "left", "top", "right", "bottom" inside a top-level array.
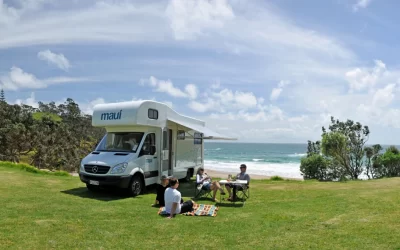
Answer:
[
  {"left": 270, "top": 176, "right": 284, "bottom": 181},
  {"left": 374, "top": 151, "right": 400, "bottom": 178},
  {"left": 0, "top": 161, "right": 70, "bottom": 176},
  {"left": 300, "top": 154, "right": 333, "bottom": 181}
]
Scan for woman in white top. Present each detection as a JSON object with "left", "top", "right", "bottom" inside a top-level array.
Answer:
[{"left": 196, "top": 167, "right": 225, "bottom": 201}]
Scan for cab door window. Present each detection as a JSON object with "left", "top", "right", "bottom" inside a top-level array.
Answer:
[{"left": 139, "top": 133, "right": 156, "bottom": 157}]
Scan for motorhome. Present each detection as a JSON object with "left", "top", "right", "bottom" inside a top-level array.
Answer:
[{"left": 79, "top": 100, "right": 235, "bottom": 196}]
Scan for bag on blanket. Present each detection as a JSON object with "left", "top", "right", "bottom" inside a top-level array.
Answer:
[{"left": 158, "top": 204, "right": 219, "bottom": 217}]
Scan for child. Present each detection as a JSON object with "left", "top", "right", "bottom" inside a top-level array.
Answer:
[{"left": 152, "top": 175, "right": 169, "bottom": 207}]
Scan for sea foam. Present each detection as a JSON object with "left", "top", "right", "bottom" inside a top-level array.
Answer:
[{"left": 204, "top": 160, "right": 302, "bottom": 179}]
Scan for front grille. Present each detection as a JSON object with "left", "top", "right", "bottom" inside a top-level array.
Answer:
[{"left": 84, "top": 165, "right": 110, "bottom": 174}]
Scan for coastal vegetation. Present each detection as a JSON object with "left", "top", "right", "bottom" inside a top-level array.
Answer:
[
  {"left": 0, "top": 90, "right": 104, "bottom": 172},
  {"left": 300, "top": 116, "right": 400, "bottom": 181}
]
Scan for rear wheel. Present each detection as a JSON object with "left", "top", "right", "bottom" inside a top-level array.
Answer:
[{"left": 128, "top": 175, "right": 144, "bottom": 197}]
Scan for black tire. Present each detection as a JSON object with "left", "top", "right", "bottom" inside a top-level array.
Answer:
[
  {"left": 86, "top": 184, "right": 100, "bottom": 192},
  {"left": 128, "top": 175, "right": 144, "bottom": 197}
]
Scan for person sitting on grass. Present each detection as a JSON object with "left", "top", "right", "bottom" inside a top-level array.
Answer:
[
  {"left": 151, "top": 175, "right": 169, "bottom": 207},
  {"left": 196, "top": 167, "right": 225, "bottom": 202},
  {"left": 225, "top": 164, "right": 251, "bottom": 201},
  {"left": 164, "top": 178, "right": 194, "bottom": 219}
]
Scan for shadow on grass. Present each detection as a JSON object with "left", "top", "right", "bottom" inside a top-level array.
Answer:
[
  {"left": 61, "top": 187, "right": 137, "bottom": 201},
  {"left": 215, "top": 202, "right": 244, "bottom": 208}
]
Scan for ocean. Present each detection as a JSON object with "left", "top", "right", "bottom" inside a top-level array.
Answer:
[{"left": 204, "top": 142, "right": 307, "bottom": 179}]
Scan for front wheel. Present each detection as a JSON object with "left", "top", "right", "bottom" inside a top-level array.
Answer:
[{"left": 128, "top": 175, "right": 144, "bottom": 197}]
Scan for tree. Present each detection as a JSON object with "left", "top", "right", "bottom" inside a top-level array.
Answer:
[
  {"left": 364, "top": 144, "right": 383, "bottom": 179},
  {"left": 373, "top": 146, "right": 400, "bottom": 178},
  {"left": 306, "top": 140, "right": 321, "bottom": 157},
  {"left": 0, "top": 89, "right": 5, "bottom": 103},
  {"left": 386, "top": 145, "right": 399, "bottom": 154},
  {"left": 321, "top": 116, "right": 369, "bottom": 180},
  {"left": 0, "top": 97, "right": 105, "bottom": 171}
]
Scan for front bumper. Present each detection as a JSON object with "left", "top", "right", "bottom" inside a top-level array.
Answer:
[{"left": 79, "top": 173, "right": 131, "bottom": 189}]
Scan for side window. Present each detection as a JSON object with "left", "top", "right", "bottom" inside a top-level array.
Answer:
[
  {"left": 177, "top": 130, "right": 185, "bottom": 140},
  {"left": 139, "top": 133, "right": 156, "bottom": 156},
  {"left": 148, "top": 109, "right": 158, "bottom": 120},
  {"left": 194, "top": 132, "right": 203, "bottom": 145},
  {"left": 163, "top": 130, "right": 168, "bottom": 150}
]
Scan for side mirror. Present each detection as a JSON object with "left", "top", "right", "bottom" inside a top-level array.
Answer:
[{"left": 150, "top": 145, "right": 156, "bottom": 155}]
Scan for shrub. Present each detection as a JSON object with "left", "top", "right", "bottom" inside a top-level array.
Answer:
[
  {"left": 374, "top": 150, "right": 400, "bottom": 178},
  {"left": 270, "top": 176, "right": 284, "bottom": 181},
  {"left": 300, "top": 154, "right": 333, "bottom": 181}
]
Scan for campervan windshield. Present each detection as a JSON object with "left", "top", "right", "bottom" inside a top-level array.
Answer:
[{"left": 95, "top": 132, "right": 144, "bottom": 152}]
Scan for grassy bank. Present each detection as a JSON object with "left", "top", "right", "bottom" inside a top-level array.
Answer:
[
  {"left": 0, "top": 161, "right": 69, "bottom": 176},
  {"left": 1, "top": 164, "right": 400, "bottom": 249}
]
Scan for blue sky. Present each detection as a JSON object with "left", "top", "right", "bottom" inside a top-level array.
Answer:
[{"left": 1, "top": 0, "right": 400, "bottom": 144}]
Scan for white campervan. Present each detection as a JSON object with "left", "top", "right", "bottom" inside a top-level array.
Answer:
[{"left": 79, "top": 100, "right": 234, "bottom": 196}]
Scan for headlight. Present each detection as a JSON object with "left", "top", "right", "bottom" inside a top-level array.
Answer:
[
  {"left": 80, "top": 163, "right": 85, "bottom": 172},
  {"left": 111, "top": 162, "right": 128, "bottom": 174}
]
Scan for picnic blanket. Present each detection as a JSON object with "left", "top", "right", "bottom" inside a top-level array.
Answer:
[{"left": 158, "top": 204, "right": 219, "bottom": 217}]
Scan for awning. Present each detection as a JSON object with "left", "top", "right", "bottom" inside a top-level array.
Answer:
[{"left": 167, "top": 118, "right": 237, "bottom": 140}]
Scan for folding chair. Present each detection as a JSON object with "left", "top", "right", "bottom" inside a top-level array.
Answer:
[
  {"left": 223, "top": 183, "right": 250, "bottom": 205},
  {"left": 194, "top": 183, "right": 213, "bottom": 200},
  {"left": 235, "top": 184, "right": 250, "bottom": 202}
]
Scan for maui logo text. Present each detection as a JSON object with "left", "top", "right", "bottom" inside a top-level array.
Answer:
[{"left": 101, "top": 110, "right": 122, "bottom": 120}]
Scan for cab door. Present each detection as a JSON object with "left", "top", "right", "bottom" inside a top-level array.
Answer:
[{"left": 138, "top": 133, "right": 158, "bottom": 185}]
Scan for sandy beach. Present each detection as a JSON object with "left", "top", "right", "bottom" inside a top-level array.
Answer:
[{"left": 204, "top": 169, "right": 302, "bottom": 180}]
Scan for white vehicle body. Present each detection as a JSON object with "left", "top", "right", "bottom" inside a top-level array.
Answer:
[{"left": 79, "top": 100, "right": 234, "bottom": 196}]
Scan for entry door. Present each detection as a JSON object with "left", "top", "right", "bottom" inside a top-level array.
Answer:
[
  {"left": 161, "top": 128, "right": 171, "bottom": 176},
  {"left": 168, "top": 129, "right": 173, "bottom": 172}
]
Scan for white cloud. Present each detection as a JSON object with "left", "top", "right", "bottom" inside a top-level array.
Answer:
[
  {"left": 166, "top": 0, "right": 234, "bottom": 40},
  {"left": 148, "top": 76, "right": 187, "bottom": 98},
  {"left": 211, "top": 88, "right": 258, "bottom": 110},
  {"left": 0, "top": 66, "right": 91, "bottom": 91},
  {"left": 0, "top": 0, "right": 18, "bottom": 25},
  {"left": 0, "top": 0, "right": 354, "bottom": 65},
  {"left": 0, "top": 66, "right": 45, "bottom": 90},
  {"left": 372, "top": 84, "right": 396, "bottom": 108},
  {"left": 188, "top": 99, "right": 216, "bottom": 113},
  {"left": 14, "top": 92, "right": 38, "bottom": 108},
  {"left": 345, "top": 60, "right": 386, "bottom": 92},
  {"left": 270, "top": 88, "right": 282, "bottom": 101},
  {"left": 185, "top": 84, "right": 198, "bottom": 99},
  {"left": 141, "top": 76, "right": 199, "bottom": 99},
  {"left": 270, "top": 80, "right": 289, "bottom": 101},
  {"left": 38, "top": 49, "right": 70, "bottom": 71},
  {"left": 80, "top": 97, "right": 106, "bottom": 115},
  {"left": 353, "top": 0, "right": 372, "bottom": 12},
  {"left": 233, "top": 91, "right": 257, "bottom": 108},
  {"left": 13, "top": 93, "right": 105, "bottom": 115}
]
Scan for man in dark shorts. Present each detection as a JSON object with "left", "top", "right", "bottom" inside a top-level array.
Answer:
[{"left": 225, "top": 164, "right": 251, "bottom": 201}]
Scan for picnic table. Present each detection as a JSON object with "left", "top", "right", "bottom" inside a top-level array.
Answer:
[{"left": 219, "top": 180, "right": 248, "bottom": 201}]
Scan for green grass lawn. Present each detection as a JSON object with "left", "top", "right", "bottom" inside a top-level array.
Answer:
[{"left": 1, "top": 164, "right": 400, "bottom": 249}]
